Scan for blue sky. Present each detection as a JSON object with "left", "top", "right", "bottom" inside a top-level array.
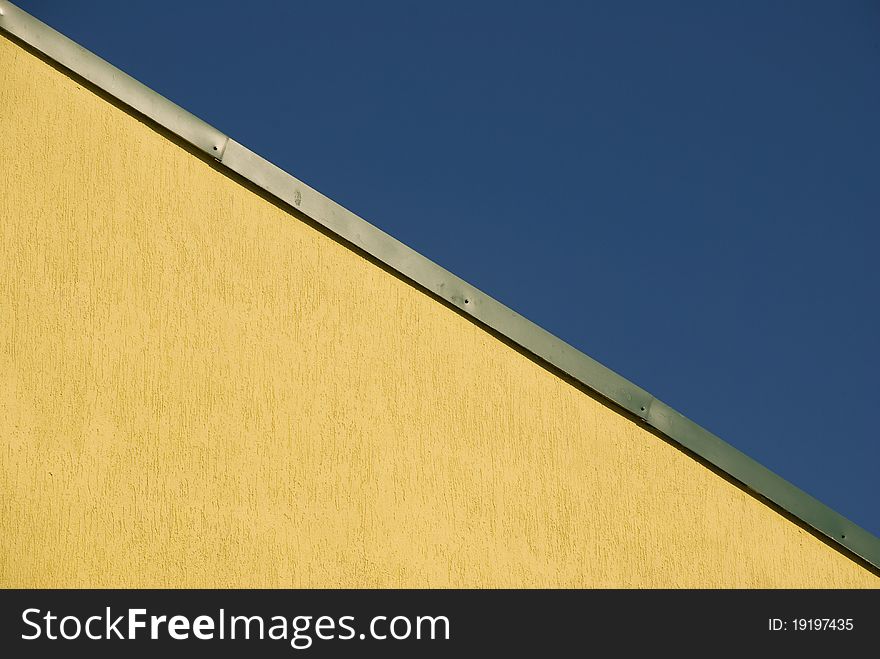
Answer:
[{"left": 16, "top": 1, "right": 879, "bottom": 536}]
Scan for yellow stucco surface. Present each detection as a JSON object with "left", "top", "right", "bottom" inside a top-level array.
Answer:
[{"left": 0, "top": 34, "right": 876, "bottom": 588}]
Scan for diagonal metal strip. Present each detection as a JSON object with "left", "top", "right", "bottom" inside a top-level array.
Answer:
[{"left": 2, "top": 0, "right": 878, "bottom": 570}]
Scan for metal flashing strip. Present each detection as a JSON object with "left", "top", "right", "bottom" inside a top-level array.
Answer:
[{"left": 2, "top": 0, "right": 878, "bottom": 570}]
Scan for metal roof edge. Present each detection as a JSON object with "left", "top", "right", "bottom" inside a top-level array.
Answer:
[{"left": 3, "top": 0, "right": 878, "bottom": 571}]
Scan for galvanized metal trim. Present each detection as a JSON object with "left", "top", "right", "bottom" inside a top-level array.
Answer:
[{"left": 2, "top": 0, "right": 878, "bottom": 570}]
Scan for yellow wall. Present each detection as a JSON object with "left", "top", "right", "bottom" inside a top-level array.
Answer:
[{"left": 0, "top": 34, "right": 876, "bottom": 588}]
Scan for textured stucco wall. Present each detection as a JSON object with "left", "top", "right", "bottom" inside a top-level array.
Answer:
[{"left": 1, "top": 34, "right": 876, "bottom": 588}]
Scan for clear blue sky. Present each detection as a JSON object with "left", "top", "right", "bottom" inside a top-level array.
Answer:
[{"left": 16, "top": 1, "right": 879, "bottom": 536}]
